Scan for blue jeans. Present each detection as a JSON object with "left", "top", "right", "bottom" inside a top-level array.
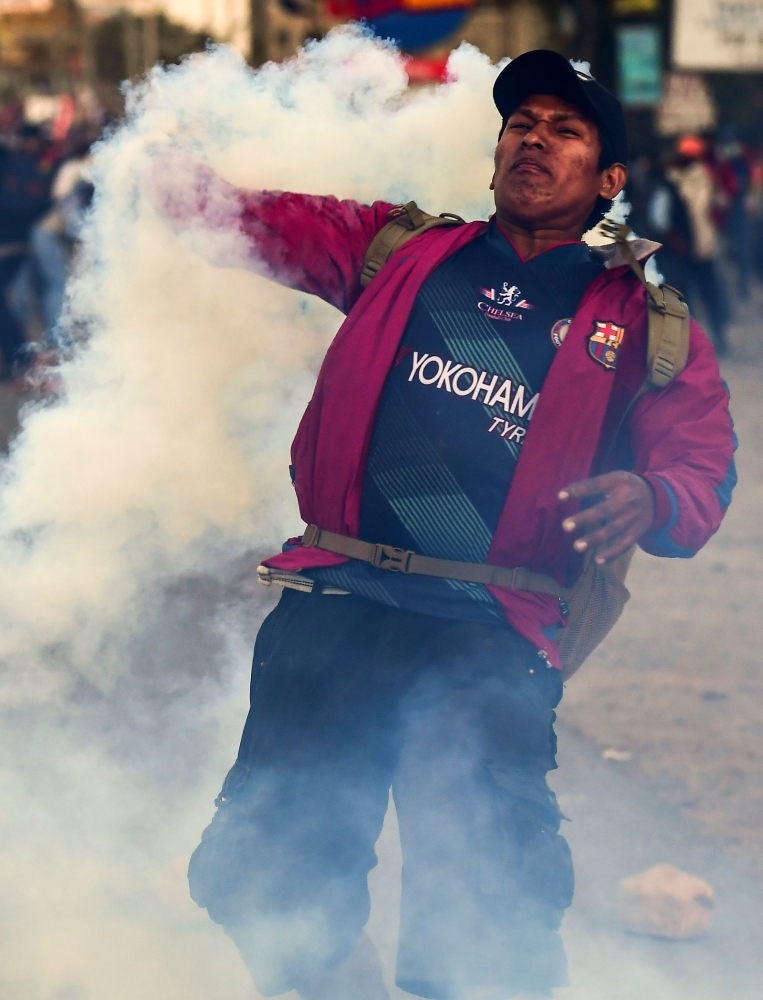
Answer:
[{"left": 30, "top": 223, "right": 69, "bottom": 348}]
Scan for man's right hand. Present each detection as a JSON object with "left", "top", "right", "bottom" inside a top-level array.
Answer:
[
  {"left": 145, "top": 150, "right": 220, "bottom": 229},
  {"left": 145, "top": 151, "right": 251, "bottom": 269}
]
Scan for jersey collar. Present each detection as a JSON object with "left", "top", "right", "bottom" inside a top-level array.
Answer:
[{"left": 486, "top": 220, "right": 599, "bottom": 269}]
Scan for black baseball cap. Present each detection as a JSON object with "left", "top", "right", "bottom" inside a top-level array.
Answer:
[{"left": 493, "top": 49, "right": 628, "bottom": 168}]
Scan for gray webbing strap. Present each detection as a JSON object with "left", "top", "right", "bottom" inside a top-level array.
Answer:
[
  {"left": 599, "top": 221, "right": 691, "bottom": 392},
  {"left": 360, "top": 201, "right": 465, "bottom": 288},
  {"left": 301, "top": 525, "right": 566, "bottom": 598},
  {"left": 644, "top": 282, "right": 691, "bottom": 388},
  {"left": 595, "top": 222, "right": 692, "bottom": 470}
]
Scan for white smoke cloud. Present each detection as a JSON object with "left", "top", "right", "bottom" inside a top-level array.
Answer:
[{"left": 0, "top": 28, "right": 506, "bottom": 1000}]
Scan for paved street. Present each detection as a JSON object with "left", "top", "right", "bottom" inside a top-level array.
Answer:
[{"left": 366, "top": 723, "right": 763, "bottom": 1000}]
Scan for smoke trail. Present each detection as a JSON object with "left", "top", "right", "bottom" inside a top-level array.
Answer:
[{"left": 0, "top": 28, "right": 507, "bottom": 1000}]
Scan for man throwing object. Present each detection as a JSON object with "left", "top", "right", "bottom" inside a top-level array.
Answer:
[{"left": 154, "top": 49, "right": 736, "bottom": 1000}]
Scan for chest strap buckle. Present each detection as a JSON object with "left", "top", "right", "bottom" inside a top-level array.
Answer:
[{"left": 371, "top": 543, "right": 414, "bottom": 573}]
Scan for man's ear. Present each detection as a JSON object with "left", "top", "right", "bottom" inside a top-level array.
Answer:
[
  {"left": 489, "top": 172, "right": 495, "bottom": 191},
  {"left": 599, "top": 163, "right": 627, "bottom": 202}
]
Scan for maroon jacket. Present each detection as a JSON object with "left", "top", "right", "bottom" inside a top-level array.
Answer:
[{"left": 163, "top": 172, "right": 736, "bottom": 666}]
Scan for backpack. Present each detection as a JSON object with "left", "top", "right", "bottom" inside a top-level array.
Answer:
[{"left": 361, "top": 203, "right": 691, "bottom": 678}]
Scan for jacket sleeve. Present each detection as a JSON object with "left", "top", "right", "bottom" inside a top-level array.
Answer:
[
  {"left": 631, "top": 319, "right": 737, "bottom": 558},
  {"left": 150, "top": 155, "right": 395, "bottom": 314}
]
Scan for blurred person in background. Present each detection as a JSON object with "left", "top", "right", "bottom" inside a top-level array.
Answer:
[
  {"left": 29, "top": 125, "right": 97, "bottom": 353},
  {"left": 648, "top": 135, "right": 730, "bottom": 356},
  {"left": 0, "top": 122, "right": 60, "bottom": 378},
  {"left": 715, "top": 126, "right": 759, "bottom": 302},
  {"left": 0, "top": 98, "right": 23, "bottom": 139},
  {"left": 746, "top": 141, "right": 763, "bottom": 285},
  {"left": 623, "top": 152, "right": 656, "bottom": 238}
]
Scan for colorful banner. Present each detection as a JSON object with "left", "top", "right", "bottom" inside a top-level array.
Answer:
[
  {"left": 327, "top": 0, "right": 473, "bottom": 13},
  {"left": 404, "top": 53, "right": 449, "bottom": 82},
  {"left": 326, "top": 0, "right": 399, "bottom": 20},
  {"left": 326, "top": 0, "right": 476, "bottom": 52},
  {"left": 402, "top": 0, "right": 474, "bottom": 10},
  {"left": 374, "top": 10, "right": 470, "bottom": 50}
]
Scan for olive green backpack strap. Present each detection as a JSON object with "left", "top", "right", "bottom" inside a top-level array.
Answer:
[
  {"left": 360, "top": 201, "right": 465, "bottom": 288},
  {"left": 601, "top": 222, "right": 691, "bottom": 396}
]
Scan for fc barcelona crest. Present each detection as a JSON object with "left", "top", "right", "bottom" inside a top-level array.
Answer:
[{"left": 589, "top": 321, "right": 625, "bottom": 370}]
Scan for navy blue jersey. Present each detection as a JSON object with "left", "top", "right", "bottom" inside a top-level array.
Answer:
[{"left": 307, "top": 223, "right": 604, "bottom": 621}]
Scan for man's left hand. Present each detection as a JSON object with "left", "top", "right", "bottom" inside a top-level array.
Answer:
[{"left": 558, "top": 471, "right": 655, "bottom": 565}]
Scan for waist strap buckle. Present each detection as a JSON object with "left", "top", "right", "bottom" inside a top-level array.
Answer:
[
  {"left": 371, "top": 543, "right": 414, "bottom": 573},
  {"left": 302, "top": 524, "right": 321, "bottom": 547}
]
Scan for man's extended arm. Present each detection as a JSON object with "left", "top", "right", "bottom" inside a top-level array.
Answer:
[{"left": 149, "top": 153, "right": 394, "bottom": 314}]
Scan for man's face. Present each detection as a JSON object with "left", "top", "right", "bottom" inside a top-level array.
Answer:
[{"left": 492, "top": 93, "right": 624, "bottom": 232}]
